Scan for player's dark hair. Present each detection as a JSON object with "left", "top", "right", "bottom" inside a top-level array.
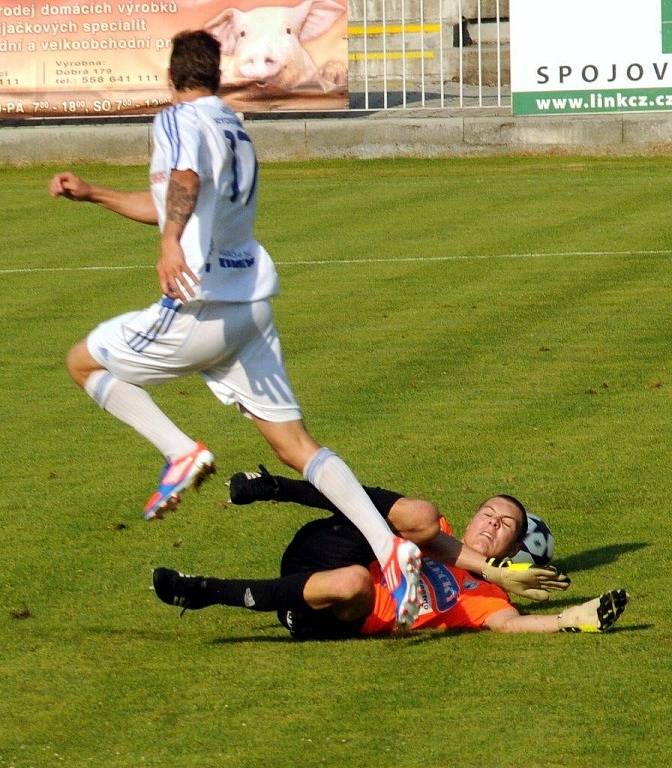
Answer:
[
  {"left": 494, "top": 494, "right": 529, "bottom": 542},
  {"left": 169, "top": 30, "right": 221, "bottom": 93}
]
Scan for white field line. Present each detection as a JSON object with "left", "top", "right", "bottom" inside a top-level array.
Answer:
[{"left": 2, "top": 249, "right": 672, "bottom": 275}]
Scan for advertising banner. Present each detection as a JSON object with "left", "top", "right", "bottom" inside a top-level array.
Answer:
[
  {"left": 511, "top": 0, "right": 672, "bottom": 115},
  {"left": 0, "top": 0, "right": 348, "bottom": 119}
]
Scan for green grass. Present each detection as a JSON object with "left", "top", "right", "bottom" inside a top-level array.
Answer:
[{"left": 1, "top": 156, "right": 671, "bottom": 767}]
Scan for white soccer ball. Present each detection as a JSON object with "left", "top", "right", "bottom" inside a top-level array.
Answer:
[{"left": 512, "top": 512, "right": 554, "bottom": 566}]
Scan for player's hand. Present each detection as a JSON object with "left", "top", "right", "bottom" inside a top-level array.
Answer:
[
  {"left": 481, "top": 557, "right": 571, "bottom": 602},
  {"left": 48, "top": 171, "right": 93, "bottom": 201},
  {"left": 157, "top": 237, "right": 199, "bottom": 302},
  {"left": 558, "top": 589, "right": 629, "bottom": 632}
]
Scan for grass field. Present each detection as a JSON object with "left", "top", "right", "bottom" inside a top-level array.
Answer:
[{"left": 2, "top": 156, "right": 671, "bottom": 767}]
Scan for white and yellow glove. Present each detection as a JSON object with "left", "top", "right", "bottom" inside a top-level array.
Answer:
[
  {"left": 558, "top": 589, "right": 629, "bottom": 632},
  {"left": 481, "top": 557, "right": 571, "bottom": 602}
]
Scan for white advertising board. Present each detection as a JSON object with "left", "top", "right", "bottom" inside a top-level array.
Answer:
[{"left": 511, "top": 0, "right": 672, "bottom": 115}]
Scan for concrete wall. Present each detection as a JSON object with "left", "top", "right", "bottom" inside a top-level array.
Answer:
[
  {"left": 253, "top": 113, "right": 672, "bottom": 159},
  {"left": 2, "top": 111, "right": 672, "bottom": 166},
  {"left": 0, "top": 123, "right": 152, "bottom": 166}
]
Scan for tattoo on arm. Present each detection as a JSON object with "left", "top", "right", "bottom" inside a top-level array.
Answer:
[{"left": 166, "top": 177, "right": 197, "bottom": 228}]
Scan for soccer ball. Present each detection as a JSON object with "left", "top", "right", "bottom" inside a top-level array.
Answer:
[{"left": 512, "top": 512, "right": 554, "bottom": 566}]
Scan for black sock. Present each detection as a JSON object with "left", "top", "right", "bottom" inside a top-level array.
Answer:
[
  {"left": 273, "top": 476, "right": 403, "bottom": 519},
  {"left": 202, "top": 572, "right": 311, "bottom": 613}
]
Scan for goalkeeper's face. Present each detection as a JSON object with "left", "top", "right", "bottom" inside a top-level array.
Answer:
[{"left": 462, "top": 497, "right": 524, "bottom": 558}]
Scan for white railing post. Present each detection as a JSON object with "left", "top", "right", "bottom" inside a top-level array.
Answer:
[
  {"left": 496, "top": 0, "right": 502, "bottom": 106},
  {"left": 382, "top": 0, "right": 388, "bottom": 108},
  {"left": 458, "top": 0, "right": 464, "bottom": 108},
  {"left": 402, "top": 0, "right": 407, "bottom": 108},
  {"left": 477, "top": 0, "right": 483, "bottom": 106},
  {"left": 420, "top": 0, "right": 426, "bottom": 106},
  {"left": 439, "top": 0, "right": 445, "bottom": 108},
  {"left": 363, "top": 0, "right": 369, "bottom": 110}
]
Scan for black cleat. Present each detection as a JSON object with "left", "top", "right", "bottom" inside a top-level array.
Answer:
[
  {"left": 227, "top": 464, "right": 280, "bottom": 505},
  {"left": 152, "top": 567, "right": 214, "bottom": 613}
]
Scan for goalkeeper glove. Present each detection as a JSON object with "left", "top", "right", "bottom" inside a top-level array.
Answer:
[
  {"left": 481, "top": 557, "right": 571, "bottom": 602},
  {"left": 557, "top": 589, "right": 629, "bottom": 632}
]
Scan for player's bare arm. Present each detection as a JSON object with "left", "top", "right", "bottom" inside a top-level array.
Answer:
[
  {"left": 165, "top": 169, "right": 199, "bottom": 228},
  {"left": 361, "top": 502, "right": 569, "bottom": 602},
  {"left": 385, "top": 498, "right": 518, "bottom": 574},
  {"left": 48, "top": 171, "right": 158, "bottom": 225},
  {"left": 484, "top": 589, "right": 629, "bottom": 633},
  {"left": 421, "top": 530, "right": 570, "bottom": 602},
  {"left": 421, "top": 530, "right": 483, "bottom": 571},
  {"left": 158, "top": 169, "right": 200, "bottom": 302},
  {"left": 485, "top": 606, "right": 561, "bottom": 633}
]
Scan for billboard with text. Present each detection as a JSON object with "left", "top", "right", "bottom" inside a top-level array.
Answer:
[
  {"left": 511, "top": 0, "right": 672, "bottom": 115},
  {"left": 0, "top": 0, "right": 347, "bottom": 119}
]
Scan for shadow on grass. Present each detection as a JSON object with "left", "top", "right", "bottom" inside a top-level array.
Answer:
[
  {"left": 205, "top": 612, "right": 652, "bottom": 642},
  {"left": 208, "top": 628, "right": 448, "bottom": 645},
  {"left": 207, "top": 622, "right": 651, "bottom": 642},
  {"left": 210, "top": 635, "right": 296, "bottom": 644},
  {"left": 608, "top": 624, "right": 652, "bottom": 633},
  {"left": 554, "top": 542, "right": 649, "bottom": 573}
]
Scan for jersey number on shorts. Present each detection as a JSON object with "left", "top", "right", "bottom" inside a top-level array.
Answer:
[{"left": 224, "top": 128, "right": 258, "bottom": 206}]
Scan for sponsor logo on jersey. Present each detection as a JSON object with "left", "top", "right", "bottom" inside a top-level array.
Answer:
[
  {"left": 215, "top": 247, "right": 255, "bottom": 269},
  {"left": 420, "top": 558, "right": 460, "bottom": 612},
  {"left": 219, "top": 256, "right": 255, "bottom": 268},
  {"left": 416, "top": 577, "right": 433, "bottom": 616}
]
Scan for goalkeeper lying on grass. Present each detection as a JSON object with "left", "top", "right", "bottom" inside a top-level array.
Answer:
[{"left": 153, "top": 468, "right": 628, "bottom": 638}]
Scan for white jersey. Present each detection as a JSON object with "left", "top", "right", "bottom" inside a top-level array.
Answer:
[{"left": 150, "top": 95, "right": 279, "bottom": 303}]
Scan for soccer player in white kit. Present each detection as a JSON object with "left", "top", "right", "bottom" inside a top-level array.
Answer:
[{"left": 48, "top": 30, "right": 421, "bottom": 628}]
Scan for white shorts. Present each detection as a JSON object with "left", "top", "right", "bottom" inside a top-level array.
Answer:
[{"left": 87, "top": 298, "right": 302, "bottom": 422}]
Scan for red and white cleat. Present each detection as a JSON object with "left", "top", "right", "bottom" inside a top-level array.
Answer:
[
  {"left": 143, "top": 442, "right": 216, "bottom": 521},
  {"left": 383, "top": 537, "right": 422, "bottom": 630}
]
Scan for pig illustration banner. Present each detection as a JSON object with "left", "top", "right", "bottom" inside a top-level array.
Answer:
[{"left": 0, "top": 0, "right": 348, "bottom": 119}]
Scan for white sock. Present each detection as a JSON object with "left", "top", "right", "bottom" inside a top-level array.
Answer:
[
  {"left": 84, "top": 370, "right": 197, "bottom": 460},
  {"left": 304, "top": 448, "right": 394, "bottom": 567}
]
